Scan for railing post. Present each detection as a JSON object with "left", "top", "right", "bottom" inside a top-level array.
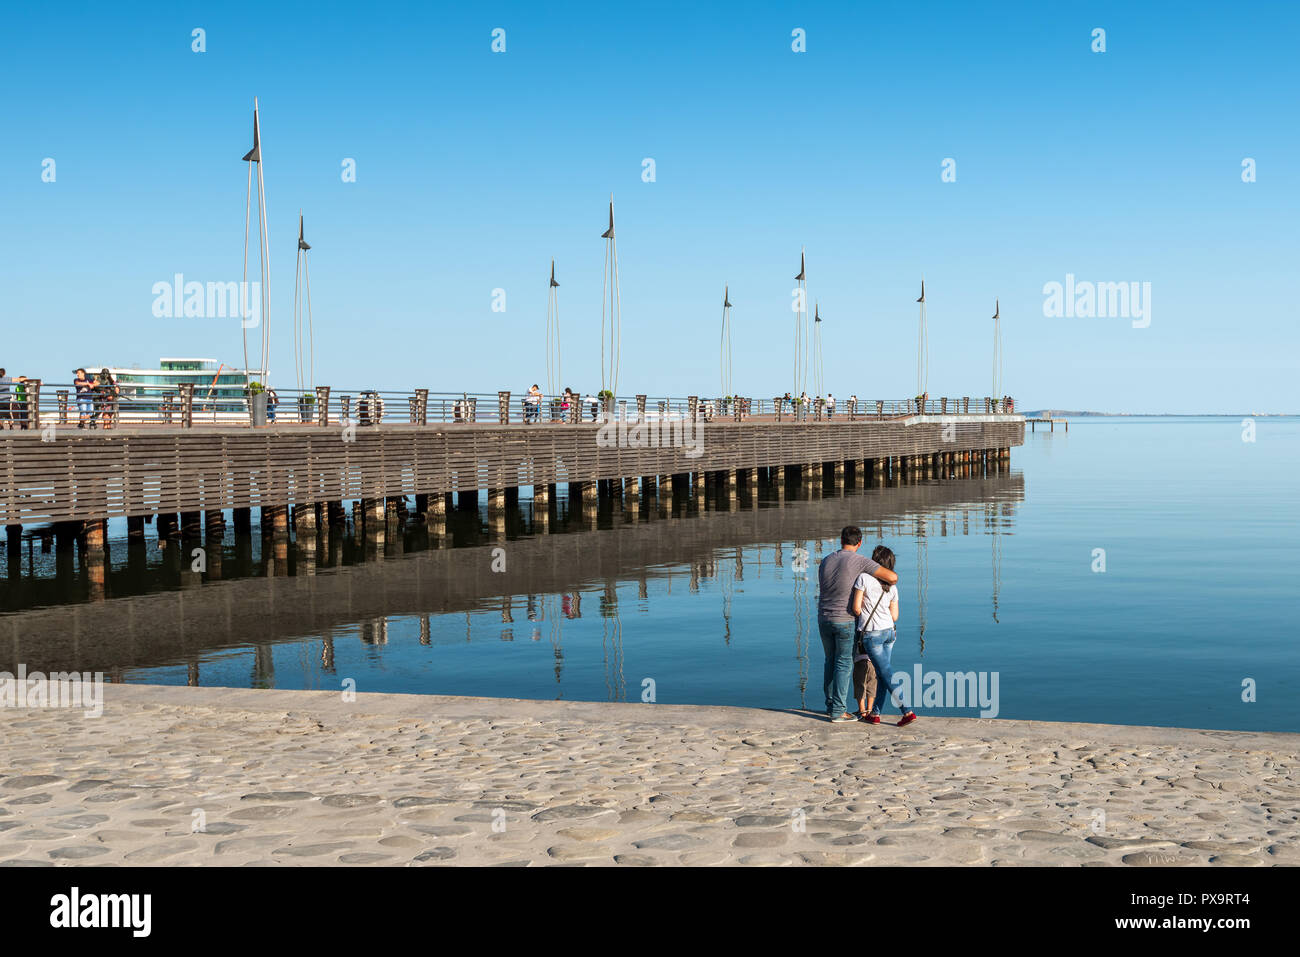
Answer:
[
  {"left": 941, "top": 397, "right": 948, "bottom": 415},
  {"left": 408, "top": 396, "right": 419, "bottom": 423},
  {"left": 57, "top": 390, "right": 68, "bottom": 426},
  {"left": 341, "top": 394, "right": 352, "bottom": 424},
  {"left": 26, "top": 379, "right": 41, "bottom": 431},
  {"left": 688, "top": 395, "right": 698, "bottom": 421},
  {"left": 962, "top": 397, "right": 969, "bottom": 414},
  {"left": 876, "top": 399, "right": 884, "bottom": 419},
  {"left": 180, "top": 383, "right": 194, "bottom": 428},
  {"left": 415, "top": 388, "right": 428, "bottom": 425},
  {"left": 636, "top": 394, "right": 647, "bottom": 420},
  {"left": 316, "top": 386, "right": 331, "bottom": 426},
  {"left": 774, "top": 397, "right": 784, "bottom": 422},
  {"left": 815, "top": 397, "right": 824, "bottom": 421},
  {"left": 498, "top": 390, "right": 511, "bottom": 424},
  {"left": 161, "top": 391, "right": 174, "bottom": 425}
]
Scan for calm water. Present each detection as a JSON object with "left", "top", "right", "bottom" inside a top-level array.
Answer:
[{"left": 3, "top": 417, "right": 1297, "bottom": 732}]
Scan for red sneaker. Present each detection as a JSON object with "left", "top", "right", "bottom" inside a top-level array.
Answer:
[
  {"left": 897, "top": 712, "right": 917, "bottom": 727},
  {"left": 863, "top": 714, "right": 881, "bottom": 724}
]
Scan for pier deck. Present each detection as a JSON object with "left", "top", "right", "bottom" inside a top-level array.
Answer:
[{"left": 1, "top": 415, "right": 1023, "bottom": 529}]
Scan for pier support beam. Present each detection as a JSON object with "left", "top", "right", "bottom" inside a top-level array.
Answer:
[
  {"left": 294, "top": 502, "right": 318, "bottom": 533},
  {"left": 261, "top": 505, "right": 288, "bottom": 538},
  {"left": 157, "top": 513, "right": 179, "bottom": 541},
  {"left": 127, "top": 515, "right": 146, "bottom": 540},
  {"left": 233, "top": 507, "right": 252, "bottom": 534}
]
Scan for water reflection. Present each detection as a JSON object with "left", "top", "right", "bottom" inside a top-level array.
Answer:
[{"left": 0, "top": 467, "right": 1024, "bottom": 702}]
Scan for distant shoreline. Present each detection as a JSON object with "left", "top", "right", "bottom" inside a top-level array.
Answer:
[{"left": 1021, "top": 411, "right": 1297, "bottom": 418}]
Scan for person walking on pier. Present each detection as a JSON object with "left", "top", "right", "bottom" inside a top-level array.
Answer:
[
  {"left": 826, "top": 393, "right": 835, "bottom": 418},
  {"left": 817, "top": 526, "right": 898, "bottom": 723},
  {"left": 0, "top": 369, "right": 12, "bottom": 430},
  {"left": 852, "top": 545, "right": 917, "bottom": 726},
  {"left": 74, "top": 369, "right": 94, "bottom": 428}
]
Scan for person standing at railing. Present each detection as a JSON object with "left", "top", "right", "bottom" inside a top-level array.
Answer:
[
  {"left": 13, "top": 377, "right": 28, "bottom": 430},
  {"left": 266, "top": 389, "right": 278, "bottom": 423},
  {"left": 0, "top": 369, "right": 12, "bottom": 431},
  {"left": 826, "top": 393, "right": 835, "bottom": 419},
  {"left": 73, "top": 369, "right": 95, "bottom": 428},
  {"left": 524, "top": 384, "right": 542, "bottom": 423},
  {"left": 94, "top": 368, "right": 119, "bottom": 430}
]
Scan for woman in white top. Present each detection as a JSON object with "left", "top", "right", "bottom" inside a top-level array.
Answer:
[{"left": 851, "top": 545, "right": 917, "bottom": 726}]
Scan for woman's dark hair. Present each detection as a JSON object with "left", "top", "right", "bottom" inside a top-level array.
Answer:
[{"left": 872, "top": 545, "right": 896, "bottom": 591}]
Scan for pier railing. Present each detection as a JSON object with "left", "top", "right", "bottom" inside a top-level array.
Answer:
[{"left": 17, "top": 379, "right": 1016, "bottom": 430}]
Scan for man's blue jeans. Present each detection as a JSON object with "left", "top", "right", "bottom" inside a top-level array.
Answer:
[
  {"left": 863, "top": 628, "right": 908, "bottom": 716},
  {"left": 818, "top": 619, "right": 856, "bottom": 716}
]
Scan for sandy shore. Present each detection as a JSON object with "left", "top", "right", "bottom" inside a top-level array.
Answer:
[{"left": 0, "top": 685, "right": 1296, "bottom": 866}]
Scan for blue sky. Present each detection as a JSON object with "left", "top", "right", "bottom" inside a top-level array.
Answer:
[{"left": 2, "top": 1, "right": 1297, "bottom": 411}]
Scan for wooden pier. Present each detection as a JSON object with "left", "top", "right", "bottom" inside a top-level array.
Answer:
[
  {"left": 1, "top": 411, "right": 1024, "bottom": 554},
  {"left": 1026, "top": 417, "right": 1067, "bottom": 432}
]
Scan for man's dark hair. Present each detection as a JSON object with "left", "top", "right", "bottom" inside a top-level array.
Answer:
[{"left": 840, "top": 525, "right": 863, "bottom": 547}]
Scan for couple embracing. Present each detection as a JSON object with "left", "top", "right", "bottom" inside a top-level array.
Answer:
[{"left": 816, "top": 526, "right": 918, "bottom": 726}]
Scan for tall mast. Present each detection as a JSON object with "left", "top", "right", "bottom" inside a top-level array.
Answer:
[
  {"left": 600, "top": 196, "right": 621, "bottom": 398},
  {"left": 813, "top": 301, "right": 823, "bottom": 397},
  {"left": 241, "top": 97, "right": 271, "bottom": 387},
  {"left": 546, "top": 259, "right": 561, "bottom": 397},
  {"left": 293, "top": 211, "right": 314, "bottom": 393},
  {"left": 720, "top": 285, "right": 733, "bottom": 397},
  {"left": 794, "top": 249, "right": 807, "bottom": 398},
  {"left": 916, "top": 279, "right": 928, "bottom": 402},
  {"left": 992, "top": 298, "right": 1002, "bottom": 405}
]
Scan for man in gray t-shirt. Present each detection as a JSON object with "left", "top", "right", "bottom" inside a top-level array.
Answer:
[{"left": 816, "top": 526, "right": 899, "bottom": 721}]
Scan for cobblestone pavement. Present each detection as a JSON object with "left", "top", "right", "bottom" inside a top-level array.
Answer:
[{"left": 1, "top": 686, "right": 1296, "bottom": 866}]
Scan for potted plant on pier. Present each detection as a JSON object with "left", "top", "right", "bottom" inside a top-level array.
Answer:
[{"left": 245, "top": 381, "right": 268, "bottom": 427}]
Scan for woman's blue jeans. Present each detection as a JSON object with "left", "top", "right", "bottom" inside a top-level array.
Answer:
[{"left": 864, "top": 628, "right": 909, "bottom": 716}]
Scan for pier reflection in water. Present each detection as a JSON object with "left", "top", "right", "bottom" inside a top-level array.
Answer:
[{"left": 0, "top": 468, "right": 1023, "bottom": 711}]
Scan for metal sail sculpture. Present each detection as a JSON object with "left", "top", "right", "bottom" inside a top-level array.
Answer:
[
  {"left": 720, "top": 285, "right": 733, "bottom": 398},
  {"left": 992, "top": 298, "right": 1003, "bottom": 408},
  {"left": 916, "top": 279, "right": 929, "bottom": 405},
  {"left": 292, "top": 212, "right": 314, "bottom": 394},
  {"left": 812, "top": 301, "right": 824, "bottom": 398},
  {"left": 546, "top": 259, "right": 561, "bottom": 398},
  {"left": 794, "top": 249, "right": 807, "bottom": 398},
  {"left": 241, "top": 98, "right": 271, "bottom": 388},
  {"left": 600, "top": 197, "right": 621, "bottom": 399}
]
